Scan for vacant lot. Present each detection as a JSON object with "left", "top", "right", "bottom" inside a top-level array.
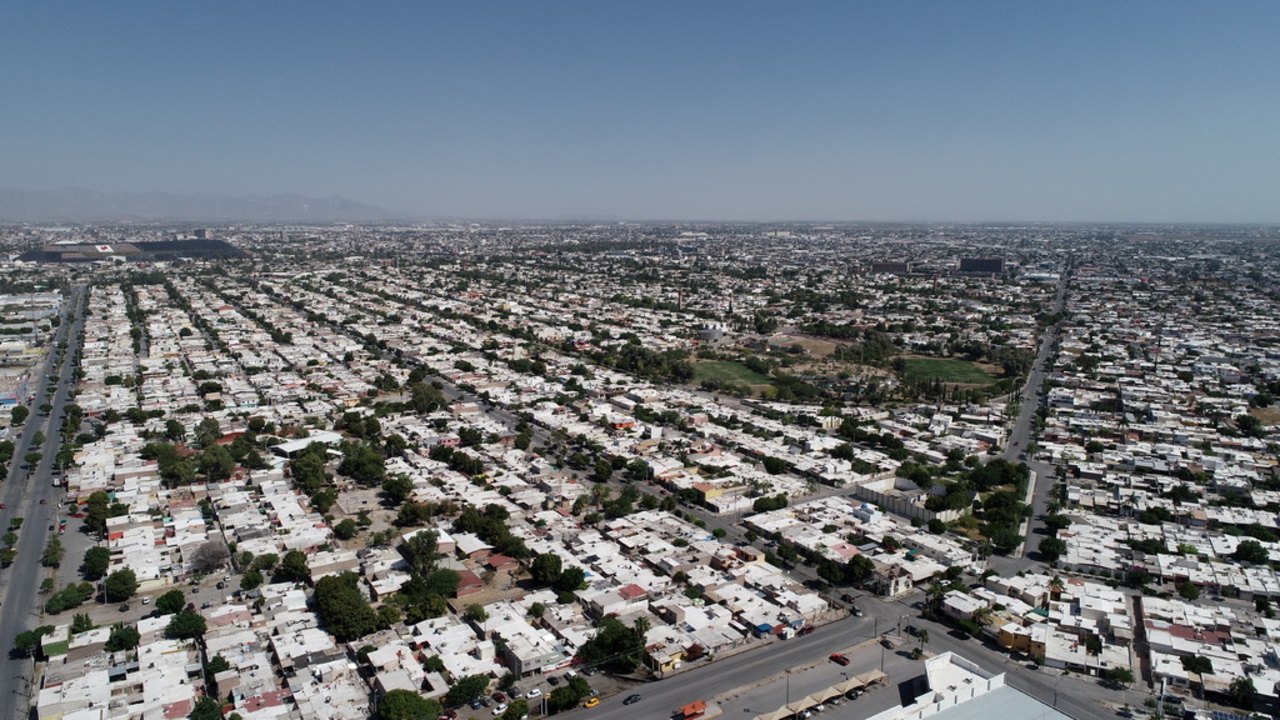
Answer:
[
  {"left": 694, "top": 361, "right": 773, "bottom": 386},
  {"left": 900, "top": 357, "right": 996, "bottom": 385}
]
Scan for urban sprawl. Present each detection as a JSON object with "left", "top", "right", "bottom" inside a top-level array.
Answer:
[{"left": 0, "top": 223, "right": 1277, "bottom": 720}]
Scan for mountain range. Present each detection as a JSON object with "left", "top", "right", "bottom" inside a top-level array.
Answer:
[{"left": 0, "top": 188, "right": 399, "bottom": 223}]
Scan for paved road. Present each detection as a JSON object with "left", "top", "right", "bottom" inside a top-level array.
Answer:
[
  {"left": 561, "top": 600, "right": 1119, "bottom": 720},
  {"left": 0, "top": 283, "right": 88, "bottom": 720},
  {"left": 987, "top": 272, "right": 1070, "bottom": 575}
]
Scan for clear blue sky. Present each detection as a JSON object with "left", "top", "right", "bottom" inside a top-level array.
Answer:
[{"left": 3, "top": 1, "right": 1278, "bottom": 222}]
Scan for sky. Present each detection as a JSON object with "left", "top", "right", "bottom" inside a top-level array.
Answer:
[{"left": 3, "top": 1, "right": 1279, "bottom": 223}]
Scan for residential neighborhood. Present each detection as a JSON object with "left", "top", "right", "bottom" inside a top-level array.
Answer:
[{"left": 0, "top": 223, "right": 1276, "bottom": 720}]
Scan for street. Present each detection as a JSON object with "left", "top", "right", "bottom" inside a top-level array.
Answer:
[{"left": 0, "top": 283, "right": 88, "bottom": 720}]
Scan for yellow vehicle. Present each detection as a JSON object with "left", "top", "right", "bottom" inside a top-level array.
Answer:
[{"left": 583, "top": 698, "right": 600, "bottom": 709}]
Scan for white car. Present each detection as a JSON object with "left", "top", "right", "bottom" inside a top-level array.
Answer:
[
  {"left": 526, "top": 688, "right": 542, "bottom": 699},
  {"left": 491, "top": 704, "right": 508, "bottom": 716}
]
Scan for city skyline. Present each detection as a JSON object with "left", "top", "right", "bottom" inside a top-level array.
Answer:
[{"left": 3, "top": 1, "right": 1279, "bottom": 223}]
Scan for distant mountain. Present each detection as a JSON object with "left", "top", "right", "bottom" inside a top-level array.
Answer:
[{"left": 0, "top": 188, "right": 399, "bottom": 222}]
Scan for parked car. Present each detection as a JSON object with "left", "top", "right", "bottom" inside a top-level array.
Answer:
[
  {"left": 491, "top": 704, "right": 508, "bottom": 716},
  {"left": 582, "top": 698, "right": 599, "bottom": 709},
  {"left": 622, "top": 694, "right": 641, "bottom": 706},
  {"left": 469, "top": 699, "right": 484, "bottom": 710},
  {"left": 829, "top": 653, "right": 850, "bottom": 666},
  {"left": 526, "top": 688, "right": 542, "bottom": 700},
  {"left": 547, "top": 676, "right": 560, "bottom": 686},
  {"left": 798, "top": 626, "right": 815, "bottom": 636},
  {"left": 439, "top": 711, "right": 458, "bottom": 720},
  {"left": 492, "top": 693, "right": 507, "bottom": 704}
]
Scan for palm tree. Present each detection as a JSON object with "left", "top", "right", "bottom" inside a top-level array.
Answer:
[
  {"left": 971, "top": 606, "right": 994, "bottom": 628},
  {"left": 1049, "top": 575, "right": 1065, "bottom": 601},
  {"left": 917, "top": 629, "right": 929, "bottom": 649}
]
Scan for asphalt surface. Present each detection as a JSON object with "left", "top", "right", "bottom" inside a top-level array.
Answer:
[
  {"left": 557, "top": 598, "right": 1123, "bottom": 720},
  {"left": 0, "top": 283, "right": 88, "bottom": 720}
]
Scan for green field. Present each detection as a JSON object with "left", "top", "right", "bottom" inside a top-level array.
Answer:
[
  {"left": 693, "top": 361, "right": 773, "bottom": 386},
  {"left": 900, "top": 357, "right": 996, "bottom": 384}
]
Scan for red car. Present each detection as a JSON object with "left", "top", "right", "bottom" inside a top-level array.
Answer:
[
  {"left": 829, "top": 653, "right": 850, "bottom": 666},
  {"left": 798, "top": 626, "right": 815, "bottom": 636}
]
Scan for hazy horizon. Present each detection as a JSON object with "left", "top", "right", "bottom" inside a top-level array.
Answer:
[{"left": 4, "top": 2, "right": 1278, "bottom": 224}]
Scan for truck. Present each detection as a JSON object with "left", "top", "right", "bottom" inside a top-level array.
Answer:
[{"left": 675, "top": 701, "right": 707, "bottom": 720}]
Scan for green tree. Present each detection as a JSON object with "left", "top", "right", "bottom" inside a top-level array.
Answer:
[
  {"left": 379, "top": 689, "right": 442, "bottom": 720},
  {"left": 198, "top": 445, "right": 236, "bottom": 481},
  {"left": 1038, "top": 537, "right": 1067, "bottom": 562},
  {"left": 314, "top": 572, "right": 379, "bottom": 642},
  {"left": 9, "top": 405, "right": 28, "bottom": 425},
  {"left": 1176, "top": 581, "right": 1200, "bottom": 601},
  {"left": 188, "top": 696, "right": 223, "bottom": 720},
  {"left": 503, "top": 699, "right": 530, "bottom": 720},
  {"left": 156, "top": 589, "right": 186, "bottom": 615},
  {"left": 240, "top": 570, "right": 264, "bottom": 591},
  {"left": 531, "top": 553, "right": 563, "bottom": 586},
  {"left": 104, "top": 568, "right": 139, "bottom": 602},
  {"left": 279, "top": 550, "right": 311, "bottom": 583},
  {"left": 80, "top": 546, "right": 111, "bottom": 581},
  {"left": 105, "top": 623, "right": 141, "bottom": 652},
  {"left": 166, "top": 608, "right": 208, "bottom": 640},
  {"left": 382, "top": 473, "right": 414, "bottom": 504},
  {"left": 71, "top": 613, "right": 95, "bottom": 633},
  {"left": 446, "top": 675, "right": 491, "bottom": 705},
  {"left": 556, "top": 566, "right": 586, "bottom": 593},
  {"left": 403, "top": 530, "right": 440, "bottom": 577},
  {"left": 1101, "top": 666, "right": 1134, "bottom": 688},
  {"left": 1234, "top": 540, "right": 1269, "bottom": 564},
  {"left": 42, "top": 535, "right": 65, "bottom": 568},
  {"left": 334, "top": 518, "right": 359, "bottom": 540}
]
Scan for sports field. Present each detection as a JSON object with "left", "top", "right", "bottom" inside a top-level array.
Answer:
[
  {"left": 693, "top": 361, "right": 773, "bottom": 386},
  {"left": 900, "top": 357, "right": 996, "bottom": 384}
]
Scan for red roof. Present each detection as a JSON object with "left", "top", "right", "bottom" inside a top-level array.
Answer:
[{"left": 618, "top": 584, "right": 647, "bottom": 601}]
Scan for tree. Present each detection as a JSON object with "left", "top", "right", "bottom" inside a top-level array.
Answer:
[
  {"left": 594, "top": 458, "right": 613, "bottom": 481},
  {"left": 403, "top": 530, "right": 440, "bottom": 577},
  {"left": 165, "top": 608, "right": 207, "bottom": 640},
  {"left": 12, "top": 626, "right": 54, "bottom": 658},
  {"left": 503, "top": 699, "right": 530, "bottom": 720},
  {"left": 465, "top": 604, "right": 488, "bottom": 623},
  {"left": 71, "top": 613, "right": 95, "bottom": 633},
  {"left": 105, "top": 623, "right": 141, "bottom": 652},
  {"left": 531, "top": 553, "right": 563, "bottom": 586},
  {"left": 556, "top": 566, "right": 586, "bottom": 593},
  {"left": 10, "top": 405, "right": 28, "bottom": 425},
  {"left": 1038, "top": 537, "right": 1067, "bottom": 562},
  {"left": 80, "top": 546, "right": 111, "bottom": 581},
  {"left": 190, "top": 540, "right": 231, "bottom": 574},
  {"left": 334, "top": 518, "right": 359, "bottom": 540},
  {"left": 1230, "top": 677, "right": 1256, "bottom": 706},
  {"left": 1176, "top": 581, "right": 1200, "bottom": 601},
  {"left": 40, "top": 532, "right": 63, "bottom": 566},
  {"left": 279, "top": 550, "right": 311, "bottom": 583},
  {"left": 240, "top": 570, "right": 264, "bottom": 590},
  {"left": 379, "top": 689, "right": 442, "bottom": 720},
  {"left": 1235, "top": 540, "right": 1269, "bottom": 564},
  {"left": 1042, "top": 514, "right": 1072, "bottom": 532},
  {"left": 314, "top": 573, "right": 379, "bottom": 642},
  {"left": 1101, "top": 666, "right": 1134, "bottom": 688},
  {"left": 446, "top": 675, "right": 491, "bottom": 705},
  {"left": 198, "top": 445, "right": 236, "bottom": 481},
  {"left": 156, "top": 589, "right": 186, "bottom": 615},
  {"left": 382, "top": 474, "right": 414, "bottom": 504},
  {"left": 104, "top": 568, "right": 139, "bottom": 602},
  {"left": 423, "top": 568, "right": 461, "bottom": 597},
  {"left": 188, "top": 696, "right": 224, "bottom": 720}
]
